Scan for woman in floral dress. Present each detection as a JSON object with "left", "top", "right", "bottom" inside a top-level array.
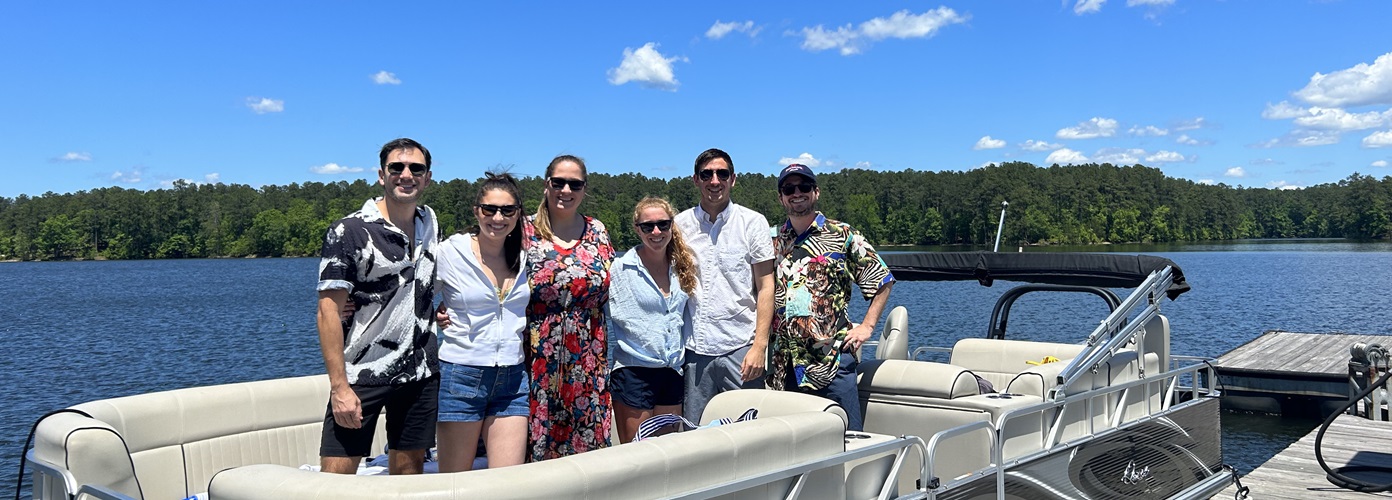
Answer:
[{"left": 522, "top": 154, "right": 615, "bottom": 461}]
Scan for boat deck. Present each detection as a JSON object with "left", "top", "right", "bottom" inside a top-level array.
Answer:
[{"left": 1220, "top": 414, "right": 1392, "bottom": 498}]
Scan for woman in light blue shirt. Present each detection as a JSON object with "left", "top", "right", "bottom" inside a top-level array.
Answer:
[
  {"left": 607, "top": 197, "right": 698, "bottom": 443},
  {"left": 435, "top": 172, "right": 530, "bottom": 471}
]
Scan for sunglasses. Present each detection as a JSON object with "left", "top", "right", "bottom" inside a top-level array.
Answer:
[
  {"left": 780, "top": 183, "right": 816, "bottom": 196},
  {"left": 549, "top": 177, "right": 586, "bottom": 191},
  {"left": 476, "top": 204, "right": 521, "bottom": 218},
  {"left": 697, "top": 169, "right": 732, "bottom": 182},
  {"left": 384, "top": 162, "right": 429, "bottom": 176},
  {"left": 635, "top": 219, "right": 672, "bottom": 233}
]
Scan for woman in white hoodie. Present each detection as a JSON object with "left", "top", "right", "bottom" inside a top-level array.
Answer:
[{"left": 434, "top": 172, "right": 530, "bottom": 471}]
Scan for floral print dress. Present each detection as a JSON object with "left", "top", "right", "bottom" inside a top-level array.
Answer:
[{"left": 522, "top": 215, "right": 615, "bottom": 461}]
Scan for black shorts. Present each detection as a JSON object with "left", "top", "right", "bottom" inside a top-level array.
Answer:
[
  {"left": 610, "top": 366, "right": 684, "bottom": 410},
  {"left": 320, "top": 376, "right": 439, "bottom": 458}
]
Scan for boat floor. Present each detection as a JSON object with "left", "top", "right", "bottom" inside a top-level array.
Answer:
[{"left": 1222, "top": 413, "right": 1392, "bottom": 498}]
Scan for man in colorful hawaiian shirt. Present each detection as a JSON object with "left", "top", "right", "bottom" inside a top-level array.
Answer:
[{"left": 767, "top": 163, "right": 894, "bottom": 431}]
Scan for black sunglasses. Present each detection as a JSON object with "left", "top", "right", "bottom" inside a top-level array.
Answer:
[
  {"left": 697, "top": 169, "right": 732, "bottom": 182},
  {"left": 384, "top": 162, "right": 429, "bottom": 176},
  {"left": 635, "top": 219, "right": 673, "bottom": 233},
  {"left": 780, "top": 183, "right": 816, "bottom": 196},
  {"left": 549, "top": 177, "right": 586, "bottom": 191},
  {"left": 476, "top": 204, "right": 521, "bottom": 218}
]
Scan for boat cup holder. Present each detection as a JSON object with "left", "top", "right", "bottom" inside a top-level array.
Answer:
[
  {"left": 845, "top": 432, "right": 872, "bottom": 440},
  {"left": 985, "top": 393, "right": 1024, "bottom": 399}
]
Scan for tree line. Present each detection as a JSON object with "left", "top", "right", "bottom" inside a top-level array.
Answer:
[{"left": 1, "top": 161, "right": 1389, "bottom": 261}]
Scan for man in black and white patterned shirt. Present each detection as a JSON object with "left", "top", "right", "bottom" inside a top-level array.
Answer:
[{"left": 316, "top": 137, "right": 440, "bottom": 474}]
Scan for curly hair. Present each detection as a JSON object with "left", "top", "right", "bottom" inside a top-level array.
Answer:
[{"left": 632, "top": 196, "right": 697, "bottom": 295}]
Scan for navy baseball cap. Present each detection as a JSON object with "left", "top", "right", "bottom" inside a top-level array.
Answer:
[{"left": 777, "top": 164, "right": 816, "bottom": 187}]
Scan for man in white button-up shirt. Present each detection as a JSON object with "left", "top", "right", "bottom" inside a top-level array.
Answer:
[{"left": 674, "top": 148, "right": 776, "bottom": 423}]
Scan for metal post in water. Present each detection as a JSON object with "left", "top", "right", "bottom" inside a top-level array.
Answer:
[{"left": 993, "top": 200, "right": 1009, "bottom": 252}]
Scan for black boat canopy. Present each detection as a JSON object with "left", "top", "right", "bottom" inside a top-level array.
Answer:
[{"left": 881, "top": 251, "right": 1190, "bottom": 300}]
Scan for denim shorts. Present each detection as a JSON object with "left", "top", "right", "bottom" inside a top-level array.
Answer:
[{"left": 438, "top": 361, "right": 529, "bottom": 422}]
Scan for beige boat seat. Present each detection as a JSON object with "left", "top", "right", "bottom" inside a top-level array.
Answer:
[
  {"left": 949, "top": 338, "right": 1087, "bottom": 392},
  {"left": 29, "top": 374, "right": 384, "bottom": 500},
  {"left": 872, "top": 306, "right": 910, "bottom": 360},
  {"left": 210, "top": 411, "right": 849, "bottom": 499}
]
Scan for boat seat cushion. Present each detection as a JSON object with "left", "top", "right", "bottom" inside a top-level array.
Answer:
[
  {"left": 700, "top": 388, "right": 848, "bottom": 429},
  {"left": 209, "top": 412, "right": 848, "bottom": 500},
  {"left": 856, "top": 359, "right": 980, "bottom": 400},
  {"left": 950, "top": 338, "right": 1088, "bottom": 390}
]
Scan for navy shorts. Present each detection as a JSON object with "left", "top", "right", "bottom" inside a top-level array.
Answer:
[
  {"left": 320, "top": 375, "right": 439, "bottom": 457},
  {"left": 438, "top": 361, "right": 529, "bottom": 422},
  {"left": 611, "top": 366, "right": 684, "bottom": 410}
]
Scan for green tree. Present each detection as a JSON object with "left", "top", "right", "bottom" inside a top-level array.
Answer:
[
  {"left": 37, "top": 214, "right": 84, "bottom": 259},
  {"left": 249, "top": 209, "right": 290, "bottom": 257}
]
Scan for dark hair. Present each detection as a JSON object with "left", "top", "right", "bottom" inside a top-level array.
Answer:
[
  {"left": 378, "top": 138, "right": 432, "bottom": 169},
  {"left": 693, "top": 148, "right": 734, "bottom": 176},
  {"left": 467, "top": 171, "right": 524, "bottom": 272},
  {"left": 534, "top": 154, "right": 588, "bottom": 241}
]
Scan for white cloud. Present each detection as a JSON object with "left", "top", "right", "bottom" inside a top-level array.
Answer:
[
  {"left": 1295, "top": 107, "right": 1390, "bottom": 131},
  {"left": 1224, "top": 167, "right": 1247, "bottom": 178},
  {"left": 854, "top": 161, "right": 873, "bottom": 169},
  {"left": 974, "top": 135, "right": 1006, "bottom": 150},
  {"left": 1254, "top": 130, "right": 1341, "bottom": 148},
  {"left": 1262, "top": 101, "right": 1306, "bottom": 120},
  {"left": 1020, "top": 139, "right": 1062, "bottom": 152},
  {"left": 1074, "top": 0, "right": 1105, "bottom": 15},
  {"left": 1251, "top": 158, "right": 1281, "bottom": 165},
  {"left": 52, "top": 152, "right": 93, "bottom": 162},
  {"left": 1128, "top": 125, "right": 1168, "bottom": 137},
  {"left": 110, "top": 166, "right": 144, "bottom": 184},
  {"left": 311, "top": 163, "right": 365, "bottom": 175},
  {"left": 1267, "top": 180, "right": 1302, "bottom": 190},
  {"left": 607, "top": 43, "right": 685, "bottom": 91},
  {"left": 1364, "top": 130, "right": 1392, "bottom": 148},
  {"left": 1266, "top": 102, "right": 1391, "bottom": 131},
  {"left": 246, "top": 97, "right": 284, "bottom": 114},
  {"left": 1293, "top": 52, "right": 1392, "bottom": 108},
  {"left": 159, "top": 173, "right": 220, "bottom": 188},
  {"left": 1045, "top": 148, "right": 1089, "bottom": 165},
  {"left": 1197, "top": 179, "right": 1216, "bottom": 185},
  {"left": 1146, "top": 150, "right": 1185, "bottom": 163},
  {"left": 860, "top": 8, "right": 968, "bottom": 40},
  {"left": 1056, "top": 117, "right": 1118, "bottom": 139},
  {"left": 1174, "top": 117, "right": 1207, "bottom": 130},
  {"left": 1176, "top": 134, "right": 1204, "bottom": 146},
  {"left": 372, "top": 71, "right": 401, "bottom": 85},
  {"left": 1371, "top": 160, "right": 1388, "bottom": 168},
  {"left": 778, "top": 153, "right": 822, "bottom": 168},
  {"left": 799, "top": 25, "right": 862, "bottom": 55},
  {"left": 1093, "top": 148, "right": 1146, "bottom": 164},
  {"left": 796, "top": 7, "right": 968, "bottom": 56},
  {"left": 706, "top": 20, "right": 759, "bottom": 40}
]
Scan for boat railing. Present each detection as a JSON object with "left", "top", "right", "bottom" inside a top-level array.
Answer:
[
  {"left": 25, "top": 449, "right": 139, "bottom": 500},
  {"left": 1057, "top": 266, "right": 1175, "bottom": 392},
  {"left": 672, "top": 435, "right": 930, "bottom": 500},
  {"left": 921, "top": 359, "right": 1221, "bottom": 499}
]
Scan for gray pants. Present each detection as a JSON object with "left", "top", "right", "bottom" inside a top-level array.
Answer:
[{"left": 682, "top": 344, "right": 767, "bottom": 423}]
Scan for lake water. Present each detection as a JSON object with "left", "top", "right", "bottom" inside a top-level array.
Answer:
[{"left": 3, "top": 240, "right": 1392, "bottom": 497}]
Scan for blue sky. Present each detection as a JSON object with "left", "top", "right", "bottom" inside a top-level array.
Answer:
[{"left": 4, "top": 1, "right": 1391, "bottom": 198}]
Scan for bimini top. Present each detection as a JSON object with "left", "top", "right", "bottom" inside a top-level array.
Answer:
[{"left": 881, "top": 251, "right": 1189, "bottom": 299}]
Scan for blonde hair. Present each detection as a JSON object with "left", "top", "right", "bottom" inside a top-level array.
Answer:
[
  {"left": 534, "top": 155, "right": 587, "bottom": 241},
  {"left": 633, "top": 197, "right": 697, "bottom": 295}
]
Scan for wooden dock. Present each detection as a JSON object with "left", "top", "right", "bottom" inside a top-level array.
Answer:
[
  {"left": 1215, "top": 331, "right": 1392, "bottom": 415},
  {"left": 1219, "top": 414, "right": 1392, "bottom": 498}
]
